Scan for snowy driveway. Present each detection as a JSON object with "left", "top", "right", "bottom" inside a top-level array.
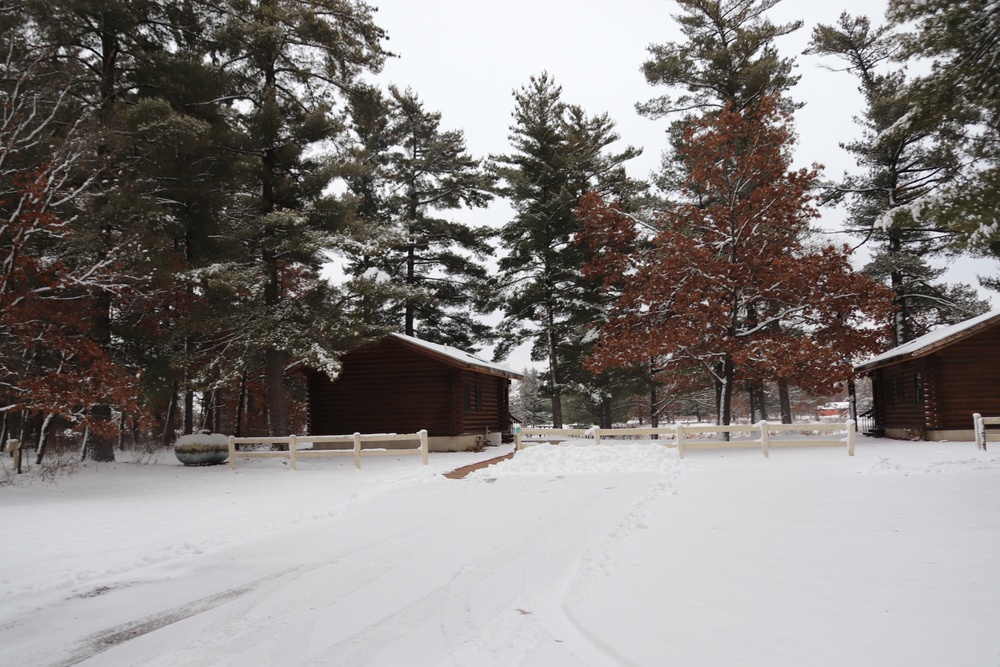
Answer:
[{"left": 1, "top": 440, "right": 998, "bottom": 666}]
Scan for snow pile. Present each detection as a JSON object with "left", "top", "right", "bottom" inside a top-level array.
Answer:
[{"left": 469, "top": 441, "right": 685, "bottom": 477}]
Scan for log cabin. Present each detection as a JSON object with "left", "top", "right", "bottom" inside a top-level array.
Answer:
[
  {"left": 289, "top": 333, "right": 522, "bottom": 452},
  {"left": 854, "top": 310, "right": 1000, "bottom": 440}
]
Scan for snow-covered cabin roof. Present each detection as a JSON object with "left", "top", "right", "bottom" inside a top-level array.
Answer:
[
  {"left": 389, "top": 333, "right": 523, "bottom": 380},
  {"left": 855, "top": 310, "right": 1000, "bottom": 373}
]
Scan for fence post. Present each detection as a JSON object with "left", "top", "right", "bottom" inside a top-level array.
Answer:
[
  {"left": 228, "top": 435, "right": 236, "bottom": 470},
  {"left": 289, "top": 435, "right": 297, "bottom": 470},
  {"left": 419, "top": 429, "right": 428, "bottom": 465},
  {"left": 593, "top": 427, "right": 601, "bottom": 447},
  {"left": 973, "top": 413, "right": 984, "bottom": 451},
  {"left": 758, "top": 421, "right": 769, "bottom": 458},
  {"left": 515, "top": 426, "right": 522, "bottom": 451},
  {"left": 677, "top": 423, "right": 685, "bottom": 459},
  {"left": 353, "top": 432, "right": 361, "bottom": 469},
  {"left": 847, "top": 420, "right": 856, "bottom": 456}
]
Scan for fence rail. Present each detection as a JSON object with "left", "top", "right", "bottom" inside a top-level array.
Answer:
[
  {"left": 515, "top": 421, "right": 856, "bottom": 459},
  {"left": 973, "top": 414, "right": 1000, "bottom": 451},
  {"left": 227, "top": 430, "right": 429, "bottom": 470}
]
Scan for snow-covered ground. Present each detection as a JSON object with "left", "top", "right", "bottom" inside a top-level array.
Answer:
[{"left": 1, "top": 436, "right": 998, "bottom": 666}]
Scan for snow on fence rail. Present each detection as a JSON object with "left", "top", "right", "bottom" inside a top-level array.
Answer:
[
  {"left": 515, "top": 421, "right": 856, "bottom": 458},
  {"left": 973, "top": 414, "right": 1000, "bottom": 451},
  {"left": 227, "top": 430, "right": 429, "bottom": 470}
]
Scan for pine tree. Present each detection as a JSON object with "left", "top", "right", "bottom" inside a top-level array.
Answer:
[
  {"left": 493, "top": 73, "right": 640, "bottom": 428},
  {"left": 807, "top": 14, "right": 990, "bottom": 345},
  {"left": 583, "top": 98, "right": 894, "bottom": 427},
  {"left": 640, "top": 0, "right": 801, "bottom": 116},
  {"left": 639, "top": 0, "right": 802, "bottom": 190},
  {"left": 209, "top": 0, "right": 389, "bottom": 436},
  {"left": 344, "top": 86, "right": 496, "bottom": 350},
  {"left": 887, "top": 0, "right": 1000, "bottom": 258},
  {"left": 510, "top": 369, "right": 549, "bottom": 426}
]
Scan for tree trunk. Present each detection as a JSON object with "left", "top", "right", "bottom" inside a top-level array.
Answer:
[
  {"left": 405, "top": 237, "right": 416, "bottom": 336},
  {"left": 265, "top": 347, "right": 289, "bottom": 436},
  {"left": 889, "top": 234, "right": 908, "bottom": 346},
  {"left": 546, "top": 314, "right": 563, "bottom": 429},
  {"left": 718, "top": 356, "right": 734, "bottom": 440},
  {"left": 600, "top": 396, "right": 613, "bottom": 429},
  {"left": 117, "top": 410, "right": 127, "bottom": 451},
  {"left": 35, "top": 413, "right": 54, "bottom": 465},
  {"left": 184, "top": 388, "right": 194, "bottom": 435},
  {"left": 236, "top": 368, "right": 247, "bottom": 438},
  {"left": 162, "top": 380, "right": 178, "bottom": 446},
  {"left": 213, "top": 390, "right": 222, "bottom": 434},
  {"left": 755, "top": 382, "right": 768, "bottom": 422},
  {"left": 87, "top": 405, "right": 116, "bottom": 462},
  {"left": 778, "top": 377, "right": 792, "bottom": 424},
  {"left": 649, "top": 379, "right": 659, "bottom": 439},
  {"left": 848, "top": 379, "right": 858, "bottom": 423}
]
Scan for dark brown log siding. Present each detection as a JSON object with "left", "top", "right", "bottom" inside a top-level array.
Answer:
[
  {"left": 877, "top": 358, "right": 934, "bottom": 437},
  {"left": 932, "top": 324, "right": 1000, "bottom": 430},
  {"left": 303, "top": 338, "right": 513, "bottom": 438},
  {"left": 455, "top": 370, "right": 507, "bottom": 435}
]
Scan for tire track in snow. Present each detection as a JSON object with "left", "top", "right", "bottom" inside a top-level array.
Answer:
[
  {"left": 68, "top": 477, "right": 536, "bottom": 666},
  {"left": 56, "top": 471, "right": 678, "bottom": 666},
  {"left": 57, "top": 565, "right": 310, "bottom": 667}
]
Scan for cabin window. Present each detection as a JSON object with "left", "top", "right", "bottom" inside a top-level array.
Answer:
[
  {"left": 463, "top": 383, "right": 471, "bottom": 412},
  {"left": 914, "top": 372, "right": 924, "bottom": 405}
]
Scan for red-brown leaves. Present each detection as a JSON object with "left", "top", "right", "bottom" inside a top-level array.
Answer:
[{"left": 579, "top": 96, "right": 894, "bottom": 395}]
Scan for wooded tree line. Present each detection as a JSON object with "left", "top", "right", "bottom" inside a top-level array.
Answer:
[{"left": 2, "top": 0, "right": 997, "bottom": 457}]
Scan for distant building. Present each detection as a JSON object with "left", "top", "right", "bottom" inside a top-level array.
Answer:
[
  {"left": 854, "top": 311, "right": 1000, "bottom": 440},
  {"left": 816, "top": 402, "right": 849, "bottom": 421},
  {"left": 289, "top": 333, "right": 522, "bottom": 451}
]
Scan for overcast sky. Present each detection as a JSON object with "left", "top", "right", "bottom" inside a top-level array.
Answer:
[{"left": 363, "top": 0, "right": 998, "bottom": 366}]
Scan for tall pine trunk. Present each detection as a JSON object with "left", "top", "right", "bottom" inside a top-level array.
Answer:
[
  {"left": 405, "top": 240, "right": 416, "bottom": 336},
  {"left": 600, "top": 396, "right": 613, "bottom": 429},
  {"left": 265, "top": 348, "right": 289, "bottom": 437},
  {"left": 162, "top": 380, "right": 178, "bottom": 446},
  {"left": 87, "top": 293, "right": 116, "bottom": 462},
  {"left": 889, "top": 234, "right": 908, "bottom": 346},
  {"left": 263, "top": 249, "right": 289, "bottom": 437},
  {"left": 778, "top": 377, "right": 793, "bottom": 424},
  {"left": 546, "top": 306, "right": 563, "bottom": 429}
]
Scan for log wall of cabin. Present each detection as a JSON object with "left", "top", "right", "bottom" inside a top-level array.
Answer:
[
  {"left": 304, "top": 340, "right": 452, "bottom": 436},
  {"left": 932, "top": 325, "right": 1000, "bottom": 430},
  {"left": 876, "top": 358, "right": 935, "bottom": 438},
  {"left": 453, "top": 370, "right": 509, "bottom": 435},
  {"left": 303, "top": 339, "right": 513, "bottom": 438}
]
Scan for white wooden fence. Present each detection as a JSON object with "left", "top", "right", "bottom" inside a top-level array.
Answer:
[
  {"left": 227, "top": 430, "right": 429, "bottom": 470},
  {"left": 515, "top": 421, "right": 856, "bottom": 458},
  {"left": 973, "top": 413, "right": 1000, "bottom": 451}
]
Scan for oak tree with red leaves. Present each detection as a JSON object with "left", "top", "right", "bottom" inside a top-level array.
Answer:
[
  {"left": 0, "top": 43, "right": 147, "bottom": 464},
  {"left": 580, "top": 97, "right": 895, "bottom": 428}
]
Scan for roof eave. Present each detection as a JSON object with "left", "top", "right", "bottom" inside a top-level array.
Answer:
[
  {"left": 855, "top": 312, "right": 1000, "bottom": 373},
  {"left": 389, "top": 335, "right": 524, "bottom": 380}
]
